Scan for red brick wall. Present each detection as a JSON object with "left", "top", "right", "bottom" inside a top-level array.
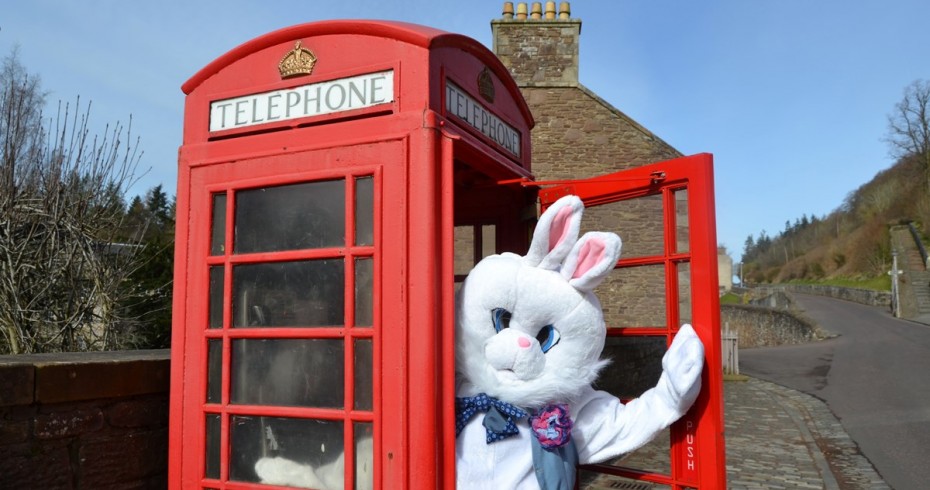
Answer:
[{"left": 0, "top": 351, "right": 170, "bottom": 489}]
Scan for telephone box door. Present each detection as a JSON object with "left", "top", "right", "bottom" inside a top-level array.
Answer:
[
  {"left": 173, "top": 139, "right": 407, "bottom": 489},
  {"left": 539, "top": 153, "right": 726, "bottom": 489}
]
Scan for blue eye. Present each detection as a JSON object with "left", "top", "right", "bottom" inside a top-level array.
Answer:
[
  {"left": 492, "top": 308, "right": 511, "bottom": 333},
  {"left": 536, "top": 325, "right": 561, "bottom": 353}
]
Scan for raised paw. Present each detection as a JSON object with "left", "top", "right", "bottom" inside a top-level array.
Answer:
[{"left": 662, "top": 324, "right": 704, "bottom": 408}]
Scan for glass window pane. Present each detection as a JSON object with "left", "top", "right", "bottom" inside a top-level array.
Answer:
[
  {"left": 356, "top": 422, "right": 374, "bottom": 489},
  {"left": 595, "top": 264, "right": 667, "bottom": 328},
  {"left": 231, "top": 339, "right": 344, "bottom": 408},
  {"left": 355, "top": 258, "right": 373, "bottom": 327},
  {"left": 235, "top": 180, "right": 345, "bottom": 254},
  {"left": 355, "top": 176, "right": 374, "bottom": 246},
  {"left": 230, "top": 416, "right": 344, "bottom": 485},
  {"left": 207, "top": 339, "right": 222, "bottom": 404},
  {"left": 580, "top": 195, "right": 664, "bottom": 259},
  {"left": 211, "top": 193, "right": 227, "bottom": 256},
  {"left": 480, "top": 224, "right": 496, "bottom": 258},
  {"left": 675, "top": 188, "right": 689, "bottom": 254},
  {"left": 354, "top": 339, "right": 373, "bottom": 411},
  {"left": 209, "top": 266, "right": 224, "bottom": 329},
  {"left": 678, "top": 262, "right": 692, "bottom": 325},
  {"left": 593, "top": 336, "right": 666, "bottom": 400},
  {"left": 233, "top": 260, "right": 344, "bottom": 327},
  {"left": 454, "top": 226, "right": 475, "bottom": 276},
  {"left": 205, "top": 414, "right": 221, "bottom": 479},
  {"left": 612, "top": 426, "right": 671, "bottom": 475}
]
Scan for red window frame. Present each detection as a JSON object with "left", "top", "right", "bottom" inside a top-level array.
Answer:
[{"left": 539, "top": 153, "right": 726, "bottom": 489}]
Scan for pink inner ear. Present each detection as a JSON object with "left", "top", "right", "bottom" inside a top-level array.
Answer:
[
  {"left": 573, "top": 238, "right": 607, "bottom": 279},
  {"left": 548, "top": 206, "right": 574, "bottom": 252}
]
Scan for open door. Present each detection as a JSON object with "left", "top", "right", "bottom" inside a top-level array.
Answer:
[{"left": 539, "top": 153, "right": 725, "bottom": 490}]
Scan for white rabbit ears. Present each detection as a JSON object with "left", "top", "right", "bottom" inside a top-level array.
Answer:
[{"left": 524, "top": 195, "right": 622, "bottom": 292}]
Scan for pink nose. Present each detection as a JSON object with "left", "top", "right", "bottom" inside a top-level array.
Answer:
[{"left": 517, "top": 337, "right": 531, "bottom": 348}]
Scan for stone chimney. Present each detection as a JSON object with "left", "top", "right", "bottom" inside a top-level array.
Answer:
[{"left": 491, "top": 2, "right": 581, "bottom": 87}]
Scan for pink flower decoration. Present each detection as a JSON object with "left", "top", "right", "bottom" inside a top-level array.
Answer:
[{"left": 530, "top": 404, "right": 573, "bottom": 449}]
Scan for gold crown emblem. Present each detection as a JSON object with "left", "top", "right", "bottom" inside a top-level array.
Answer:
[
  {"left": 278, "top": 40, "right": 317, "bottom": 79},
  {"left": 478, "top": 67, "right": 495, "bottom": 103}
]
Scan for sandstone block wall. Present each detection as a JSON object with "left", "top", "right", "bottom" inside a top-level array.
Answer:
[
  {"left": 0, "top": 350, "right": 170, "bottom": 489},
  {"left": 749, "top": 284, "right": 891, "bottom": 309},
  {"left": 721, "top": 304, "right": 826, "bottom": 348}
]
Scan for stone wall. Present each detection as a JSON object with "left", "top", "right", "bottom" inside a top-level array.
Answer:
[
  {"left": 0, "top": 350, "right": 170, "bottom": 489},
  {"left": 750, "top": 284, "right": 891, "bottom": 309},
  {"left": 721, "top": 304, "right": 826, "bottom": 348}
]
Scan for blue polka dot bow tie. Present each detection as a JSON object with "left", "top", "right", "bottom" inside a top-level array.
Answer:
[{"left": 455, "top": 393, "right": 528, "bottom": 443}]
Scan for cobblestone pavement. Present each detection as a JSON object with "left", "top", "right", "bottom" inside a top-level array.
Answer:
[
  {"left": 725, "top": 377, "right": 890, "bottom": 490},
  {"left": 581, "top": 377, "right": 890, "bottom": 489}
]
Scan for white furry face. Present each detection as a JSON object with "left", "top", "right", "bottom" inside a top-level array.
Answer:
[{"left": 455, "top": 254, "right": 608, "bottom": 409}]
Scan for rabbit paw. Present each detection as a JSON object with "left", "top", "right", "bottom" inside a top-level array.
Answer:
[
  {"left": 661, "top": 324, "right": 704, "bottom": 410},
  {"left": 254, "top": 456, "right": 326, "bottom": 489}
]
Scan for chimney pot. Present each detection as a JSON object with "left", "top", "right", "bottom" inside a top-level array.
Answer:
[
  {"left": 545, "top": 1, "right": 556, "bottom": 19},
  {"left": 530, "top": 2, "right": 543, "bottom": 19},
  {"left": 559, "top": 2, "right": 570, "bottom": 19},
  {"left": 502, "top": 2, "right": 514, "bottom": 19},
  {"left": 516, "top": 2, "right": 528, "bottom": 20}
]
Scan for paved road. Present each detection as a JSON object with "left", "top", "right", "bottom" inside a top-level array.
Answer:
[{"left": 741, "top": 294, "right": 930, "bottom": 490}]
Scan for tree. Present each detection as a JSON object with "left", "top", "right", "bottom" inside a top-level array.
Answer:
[
  {"left": 0, "top": 49, "right": 145, "bottom": 354},
  {"left": 119, "top": 185, "right": 175, "bottom": 349},
  {"left": 886, "top": 79, "right": 930, "bottom": 191}
]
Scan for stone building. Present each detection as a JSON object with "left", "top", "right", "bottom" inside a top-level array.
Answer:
[
  {"left": 490, "top": 2, "right": 687, "bottom": 334},
  {"left": 491, "top": 2, "right": 682, "bottom": 179},
  {"left": 488, "top": 3, "right": 709, "bottom": 480}
]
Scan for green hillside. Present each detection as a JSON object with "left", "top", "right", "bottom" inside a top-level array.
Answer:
[{"left": 741, "top": 153, "right": 926, "bottom": 289}]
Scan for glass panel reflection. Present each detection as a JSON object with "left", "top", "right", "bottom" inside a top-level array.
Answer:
[
  {"left": 354, "top": 339, "right": 373, "bottom": 411},
  {"left": 580, "top": 195, "right": 664, "bottom": 259},
  {"left": 454, "top": 226, "right": 475, "bottom": 276},
  {"left": 209, "top": 266, "right": 224, "bottom": 329},
  {"left": 231, "top": 339, "right": 344, "bottom": 408},
  {"left": 678, "top": 262, "right": 693, "bottom": 325},
  {"left": 235, "top": 180, "right": 345, "bottom": 254},
  {"left": 230, "top": 416, "right": 344, "bottom": 486},
  {"left": 356, "top": 422, "right": 374, "bottom": 489},
  {"left": 675, "top": 188, "right": 689, "bottom": 254},
  {"left": 233, "top": 260, "right": 344, "bottom": 327},
  {"left": 355, "top": 258, "right": 373, "bottom": 327},
  {"left": 613, "top": 426, "right": 671, "bottom": 474},
  {"left": 211, "top": 193, "right": 227, "bottom": 256},
  {"left": 594, "top": 265, "right": 667, "bottom": 328},
  {"left": 205, "top": 414, "right": 221, "bottom": 479},
  {"left": 593, "top": 336, "right": 666, "bottom": 400},
  {"left": 480, "top": 224, "right": 496, "bottom": 259},
  {"left": 207, "top": 339, "right": 222, "bottom": 404},
  {"left": 355, "top": 176, "right": 374, "bottom": 246}
]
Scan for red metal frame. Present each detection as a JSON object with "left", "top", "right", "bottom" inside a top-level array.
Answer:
[{"left": 540, "top": 153, "right": 726, "bottom": 489}]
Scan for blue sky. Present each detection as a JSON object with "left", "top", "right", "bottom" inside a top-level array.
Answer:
[{"left": 3, "top": 1, "right": 928, "bottom": 261}]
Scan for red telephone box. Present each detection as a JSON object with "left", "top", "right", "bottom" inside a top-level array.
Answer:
[{"left": 169, "top": 20, "right": 724, "bottom": 490}]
